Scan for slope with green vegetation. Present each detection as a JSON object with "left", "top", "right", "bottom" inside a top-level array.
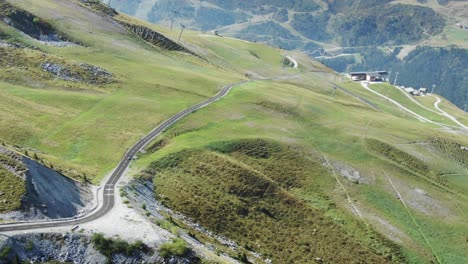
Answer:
[
  {"left": 0, "top": 0, "right": 467, "bottom": 263},
  {"left": 0, "top": 166, "right": 25, "bottom": 212},
  {"left": 0, "top": 147, "right": 26, "bottom": 213},
  {"left": 144, "top": 140, "right": 405, "bottom": 263},
  {"left": 0, "top": 0, "right": 250, "bottom": 182},
  {"left": 135, "top": 75, "right": 468, "bottom": 263}
]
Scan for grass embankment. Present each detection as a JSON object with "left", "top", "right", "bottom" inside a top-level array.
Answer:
[
  {"left": 145, "top": 139, "right": 405, "bottom": 263},
  {"left": 0, "top": 166, "right": 25, "bottom": 212},
  {"left": 0, "top": 156, "right": 25, "bottom": 212}
]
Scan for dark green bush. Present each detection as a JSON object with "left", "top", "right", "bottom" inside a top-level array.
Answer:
[{"left": 158, "top": 238, "right": 189, "bottom": 258}]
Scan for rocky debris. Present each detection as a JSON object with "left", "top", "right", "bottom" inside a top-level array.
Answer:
[
  {"left": 0, "top": 233, "right": 194, "bottom": 264},
  {"left": 0, "top": 147, "right": 27, "bottom": 178},
  {"left": 36, "top": 37, "right": 77, "bottom": 47},
  {"left": 41, "top": 62, "right": 113, "bottom": 85},
  {"left": 332, "top": 161, "right": 369, "bottom": 184},
  {"left": 406, "top": 187, "right": 452, "bottom": 217},
  {"left": 79, "top": 62, "right": 113, "bottom": 78},
  {"left": 124, "top": 179, "right": 241, "bottom": 256},
  {"left": 79, "top": 0, "right": 118, "bottom": 17},
  {"left": 79, "top": 0, "right": 201, "bottom": 58},
  {"left": 0, "top": 40, "right": 22, "bottom": 48},
  {"left": 0, "top": 0, "right": 77, "bottom": 46},
  {"left": 123, "top": 22, "right": 197, "bottom": 54},
  {"left": 41, "top": 63, "right": 75, "bottom": 81}
]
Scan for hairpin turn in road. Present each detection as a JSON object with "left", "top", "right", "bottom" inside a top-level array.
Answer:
[{"left": 0, "top": 80, "right": 248, "bottom": 233}]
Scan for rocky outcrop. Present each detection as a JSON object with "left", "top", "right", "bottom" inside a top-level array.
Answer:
[
  {"left": 0, "top": 147, "right": 27, "bottom": 178},
  {"left": 79, "top": 0, "right": 118, "bottom": 17},
  {"left": 0, "top": 233, "right": 107, "bottom": 264},
  {"left": 0, "top": 0, "right": 76, "bottom": 46},
  {"left": 0, "top": 233, "right": 202, "bottom": 264},
  {"left": 41, "top": 62, "right": 114, "bottom": 85},
  {"left": 123, "top": 22, "right": 193, "bottom": 53}
]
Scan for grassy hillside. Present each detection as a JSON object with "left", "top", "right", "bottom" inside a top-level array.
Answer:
[
  {"left": 0, "top": 150, "right": 26, "bottom": 213},
  {"left": 145, "top": 140, "right": 405, "bottom": 263},
  {"left": 0, "top": 0, "right": 467, "bottom": 262},
  {"left": 0, "top": 0, "right": 258, "bottom": 182},
  {"left": 135, "top": 75, "right": 468, "bottom": 263}
]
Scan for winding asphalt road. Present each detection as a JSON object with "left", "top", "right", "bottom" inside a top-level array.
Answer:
[{"left": 0, "top": 80, "right": 247, "bottom": 233}]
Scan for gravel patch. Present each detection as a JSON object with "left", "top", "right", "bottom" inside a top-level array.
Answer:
[{"left": 332, "top": 161, "right": 370, "bottom": 184}]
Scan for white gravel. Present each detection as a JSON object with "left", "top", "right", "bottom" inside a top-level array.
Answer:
[{"left": 79, "top": 167, "right": 172, "bottom": 247}]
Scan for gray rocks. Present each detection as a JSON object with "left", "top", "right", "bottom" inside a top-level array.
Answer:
[
  {"left": 41, "top": 62, "right": 78, "bottom": 82},
  {"left": 0, "top": 40, "right": 22, "bottom": 48},
  {"left": 0, "top": 233, "right": 198, "bottom": 264},
  {"left": 332, "top": 161, "right": 369, "bottom": 184},
  {"left": 79, "top": 63, "right": 113, "bottom": 79},
  {"left": 0, "top": 233, "right": 107, "bottom": 264},
  {"left": 41, "top": 62, "right": 113, "bottom": 85}
]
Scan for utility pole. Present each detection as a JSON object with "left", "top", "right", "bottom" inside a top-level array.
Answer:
[
  {"left": 108, "top": 0, "right": 112, "bottom": 6},
  {"left": 170, "top": 10, "right": 177, "bottom": 30},
  {"left": 388, "top": 69, "right": 392, "bottom": 83},
  {"left": 464, "top": 103, "right": 467, "bottom": 112},
  {"left": 431, "top": 84, "right": 437, "bottom": 95},
  {"left": 177, "top": 24, "right": 186, "bottom": 43},
  {"left": 393, "top": 72, "right": 399, "bottom": 86}
]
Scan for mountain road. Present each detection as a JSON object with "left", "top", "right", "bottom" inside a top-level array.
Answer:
[{"left": 0, "top": 80, "right": 248, "bottom": 233}]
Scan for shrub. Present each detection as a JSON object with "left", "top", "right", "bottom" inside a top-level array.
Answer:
[
  {"left": 0, "top": 246, "right": 11, "bottom": 259},
  {"left": 26, "top": 240, "right": 33, "bottom": 251},
  {"left": 92, "top": 233, "right": 145, "bottom": 257},
  {"left": 158, "top": 238, "right": 189, "bottom": 258}
]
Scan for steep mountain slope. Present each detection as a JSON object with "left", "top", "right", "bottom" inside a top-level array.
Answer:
[
  {"left": 0, "top": 0, "right": 467, "bottom": 263},
  {"left": 109, "top": 0, "right": 468, "bottom": 110}
]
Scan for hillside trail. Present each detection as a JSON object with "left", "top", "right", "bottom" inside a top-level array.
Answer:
[
  {"left": 388, "top": 84, "right": 467, "bottom": 130},
  {"left": 360, "top": 82, "right": 462, "bottom": 130},
  {"left": 285, "top": 55, "right": 298, "bottom": 68},
  {"left": 433, "top": 96, "right": 468, "bottom": 129}
]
